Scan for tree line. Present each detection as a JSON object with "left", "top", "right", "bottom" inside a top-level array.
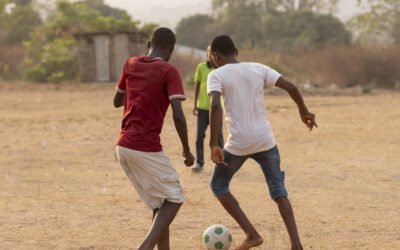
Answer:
[
  {"left": 176, "top": 0, "right": 400, "bottom": 50},
  {"left": 0, "top": 0, "right": 399, "bottom": 84}
]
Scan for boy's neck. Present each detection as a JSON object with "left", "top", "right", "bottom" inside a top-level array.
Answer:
[
  {"left": 148, "top": 48, "right": 168, "bottom": 61},
  {"left": 221, "top": 56, "right": 239, "bottom": 67}
]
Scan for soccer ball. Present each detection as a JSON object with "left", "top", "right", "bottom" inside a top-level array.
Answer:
[{"left": 203, "top": 224, "right": 232, "bottom": 250}]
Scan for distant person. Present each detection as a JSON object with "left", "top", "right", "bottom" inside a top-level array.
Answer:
[
  {"left": 207, "top": 35, "right": 317, "bottom": 250},
  {"left": 113, "top": 27, "right": 195, "bottom": 250},
  {"left": 192, "top": 46, "right": 224, "bottom": 171}
]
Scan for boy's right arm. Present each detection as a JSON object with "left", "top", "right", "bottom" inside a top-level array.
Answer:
[{"left": 170, "top": 99, "right": 195, "bottom": 166}]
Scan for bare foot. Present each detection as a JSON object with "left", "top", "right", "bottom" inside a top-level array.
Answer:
[{"left": 235, "top": 236, "right": 263, "bottom": 250}]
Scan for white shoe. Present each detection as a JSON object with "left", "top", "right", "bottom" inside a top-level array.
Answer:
[{"left": 192, "top": 162, "right": 203, "bottom": 172}]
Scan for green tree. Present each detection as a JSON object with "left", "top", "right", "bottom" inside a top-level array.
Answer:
[
  {"left": 42, "top": 0, "right": 138, "bottom": 40},
  {"left": 24, "top": 0, "right": 139, "bottom": 82},
  {"left": 4, "top": 3, "right": 41, "bottom": 45},
  {"left": 262, "top": 10, "right": 351, "bottom": 50},
  {"left": 207, "top": 0, "right": 343, "bottom": 49},
  {"left": 213, "top": 0, "right": 263, "bottom": 48},
  {"left": 0, "top": 0, "right": 41, "bottom": 80},
  {"left": 0, "top": 0, "right": 40, "bottom": 45},
  {"left": 0, "top": 0, "right": 9, "bottom": 11},
  {"left": 351, "top": 0, "right": 400, "bottom": 44},
  {"left": 177, "top": 0, "right": 348, "bottom": 50},
  {"left": 0, "top": 0, "right": 8, "bottom": 46},
  {"left": 176, "top": 14, "right": 216, "bottom": 49},
  {"left": 24, "top": 39, "right": 78, "bottom": 83},
  {"left": 272, "top": 0, "right": 339, "bottom": 13},
  {"left": 14, "top": 0, "right": 31, "bottom": 6},
  {"left": 141, "top": 22, "right": 158, "bottom": 35},
  {"left": 83, "top": 0, "right": 126, "bottom": 19},
  {"left": 212, "top": 0, "right": 339, "bottom": 14}
]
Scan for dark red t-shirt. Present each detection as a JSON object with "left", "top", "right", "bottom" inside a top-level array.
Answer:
[{"left": 116, "top": 56, "right": 185, "bottom": 152}]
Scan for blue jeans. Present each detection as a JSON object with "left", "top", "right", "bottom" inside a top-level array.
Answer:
[{"left": 210, "top": 145, "right": 288, "bottom": 200}]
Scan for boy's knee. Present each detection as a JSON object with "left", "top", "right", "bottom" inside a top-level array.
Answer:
[
  {"left": 164, "top": 200, "right": 183, "bottom": 207},
  {"left": 269, "top": 185, "right": 288, "bottom": 201},
  {"left": 210, "top": 180, "right": 229, "bottom": 197}
]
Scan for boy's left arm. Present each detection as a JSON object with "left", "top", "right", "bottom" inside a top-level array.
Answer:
[
  {"left": 275, "top": 77, "right": 318, "bottom": 131},
  {"left": 113, "top": 89, "right": 124, "bottom": 108},
  {"left": 209, "top": 91, "right": 227, "bottom": 166}
]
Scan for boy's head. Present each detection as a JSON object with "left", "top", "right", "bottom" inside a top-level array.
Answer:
[
  {"left": 210, "top": 35, "right": 238, "bottom": 67},
  {"left": 148, "top": 27, "right": 176, "bottom": 61}
]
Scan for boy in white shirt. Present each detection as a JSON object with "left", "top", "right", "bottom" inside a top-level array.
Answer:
[{"left": 207, "top": 35, "right": 317, "bottom": 250}]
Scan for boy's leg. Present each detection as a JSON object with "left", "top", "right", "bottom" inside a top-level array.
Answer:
[
  {"left": 274, "top": 197, "right": 302, "bottom": 250},
  {"left": 139, "top": 201, "right": 182, "bottom": 250},
  {"left": 195, "top": 109, "right": 209, "bottom": 168},
  {"left": 152, "top": 209, "right": 170, "bottom": 250},
  {"left": 217, "top": 193, "right": 263, "bottom": 250},
  {"left": 252, "top": 146, "right": 302, "bottom": 249},
  {"left": 211, "top": 150, "right": 263, "bottom": 250},
  {"left": 116, "top": 148, "right": 185, "bottom": 250}
]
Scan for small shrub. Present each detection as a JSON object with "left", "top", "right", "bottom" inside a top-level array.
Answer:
[
  {"left": 362, "top": 81, "right": 376, "bottom": 93},
  {"left": 24, "top": 67, "right": 47, "bottom": 82}
]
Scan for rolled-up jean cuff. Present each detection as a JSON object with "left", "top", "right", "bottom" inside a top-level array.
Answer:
[
  {"left": 212, "top": 188, "right": 230, "bottom": 197},
  {"left": 270, "top": 190, "right": 288, "bottom": 200}
]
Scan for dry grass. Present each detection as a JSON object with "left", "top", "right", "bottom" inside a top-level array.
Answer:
[
  {"left": 239, "top": 45, "right": 400, "bottom": 88},
  {"left": 0, "top": 81, "right": 399, "bottom": 249}
]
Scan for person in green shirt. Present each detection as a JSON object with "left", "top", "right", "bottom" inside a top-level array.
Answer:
[{"left": 192, "top": 46, "right": 224, "bottom": 171}]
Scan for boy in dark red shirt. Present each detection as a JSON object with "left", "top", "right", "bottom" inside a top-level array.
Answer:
[{"left": 113, "top": 27, "right": 194, "bottom": 250}]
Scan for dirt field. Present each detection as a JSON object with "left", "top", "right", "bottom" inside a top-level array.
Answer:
[{"left": 0, "top": 82, "right": 399, "bottom": 249}]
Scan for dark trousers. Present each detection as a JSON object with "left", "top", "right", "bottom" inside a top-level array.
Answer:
[{"left": 196, "top": 109, "right": 224, "bottom": 166}]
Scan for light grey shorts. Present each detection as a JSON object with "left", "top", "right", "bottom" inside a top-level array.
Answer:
[{"left": 116, "top": 146, "right": 185, "bottom": 210}]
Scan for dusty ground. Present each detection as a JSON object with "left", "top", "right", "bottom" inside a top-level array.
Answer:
[{"left": 0, "top": 82, "right": 399, "bottom": 249}]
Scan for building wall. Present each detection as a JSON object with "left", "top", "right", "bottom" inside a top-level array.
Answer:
[
  {"left": 78, "top": 43, "right": 96, "bottom": 82},
  {"left": 76, "top": 32, "right": 146, "bottom": 82},
  {"left": 114, "top": 34, "right": 130, "bottom": 79},
  {"left": 94, "top": 35, "right": 111, "bottom": 82}
]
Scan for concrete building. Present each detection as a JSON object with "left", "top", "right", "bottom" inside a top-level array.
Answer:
[{"left": 74, "top": 31, "right": 147, "bottom": 82}]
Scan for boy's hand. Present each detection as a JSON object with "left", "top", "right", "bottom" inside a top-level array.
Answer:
[
  {"left": 211, "top": 146, "right": 228, "bottom": 166},
  {"left": 301, "top": 112, "right": 318, "bottom": 131},
  {"left": 182, "top": 150, "right": 195, "bottom": 167},
  {"left": 193, "top": 106, "right": 198, "bottom": 116}
]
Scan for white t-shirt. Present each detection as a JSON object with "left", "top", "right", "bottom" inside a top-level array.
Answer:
[{"left": 207, "top": 62, "right": 281, "bottom": 156}]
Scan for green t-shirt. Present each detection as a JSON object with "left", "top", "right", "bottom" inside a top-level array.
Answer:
[{"left": 194, "top": 62, "right": 214, "bottom": 110}]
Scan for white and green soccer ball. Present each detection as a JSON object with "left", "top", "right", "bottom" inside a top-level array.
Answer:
[{"left": 203, "top": 224, "right": 232, "bottom": 250}]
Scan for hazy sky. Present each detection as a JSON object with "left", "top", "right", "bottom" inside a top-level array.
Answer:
[{"left": 104, "top": 0, "right": 364, "bottom": 29}]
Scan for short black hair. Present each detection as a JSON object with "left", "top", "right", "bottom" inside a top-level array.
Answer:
[
  {"left": 149, "top": 27, "right": 176, "bottom": 50},
  {"left": 211, "top": 35, "right": 236, "bottom": 56}
]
